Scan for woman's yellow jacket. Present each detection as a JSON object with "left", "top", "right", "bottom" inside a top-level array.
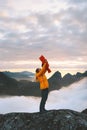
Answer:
[{"left": 36, "top": 63, "right": 49, "bottom": 90}]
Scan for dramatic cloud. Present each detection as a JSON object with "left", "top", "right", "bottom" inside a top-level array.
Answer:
[
  {"left": 0, "top": 78, "right": 87, "bottom": 114},
  {"left": 0, "top": 0, "right": 87, "bottom": 73}
]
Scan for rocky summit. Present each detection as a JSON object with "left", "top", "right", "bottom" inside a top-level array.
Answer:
[{"left": 0, "top": 109, "right": 87, "bottom": 130}]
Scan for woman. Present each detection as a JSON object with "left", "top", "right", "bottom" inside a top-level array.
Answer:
[{"left": 36, "top": 61, "right": 49, "bottom": 113}]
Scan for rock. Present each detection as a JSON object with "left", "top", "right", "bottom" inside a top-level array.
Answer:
[
  {"left": 82, "top": 109, "right": 87, "bottom": 114},
  {"left": 0, "top": 109, "right": 87, "bottom": 130}
]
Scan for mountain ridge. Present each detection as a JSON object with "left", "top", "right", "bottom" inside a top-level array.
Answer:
[
  {"left": 0, "top": 70, "right": 87, "bottom": 96},
  {"left": 3, "top": 71, "right": 34, "bottom": 81}
]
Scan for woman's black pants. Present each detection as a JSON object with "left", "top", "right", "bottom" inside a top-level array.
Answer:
[{"left": 40, "top": 88, "right": 49, "bottom": 112}]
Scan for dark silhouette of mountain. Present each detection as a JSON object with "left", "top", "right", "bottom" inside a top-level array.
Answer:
[
  {"left": 61, "top": 71, "right": 87, "bottom": 86},
  {"left": 61, "top": 73, "right": 80, "bottom": 86},
  {"left": 0, "top": 72, "right": 19, "bottom": 95},
  {"left": 82, "top": 71, "right": 87, "bottom": 76},
  {"left": 76, "top": 72, "right": 83, "bottom": 77},
  {"left": 61, "top": 73, "right": 73, "bottom": 86},
  {"left": 3, "top": 71, "right": 34, "bottom": 81},
  {"left": 0, "top": 70, "right": 87, "bottom": 96},
  {"left": 0, "top": 72, "right": 40, "bottom": 96},
  {"left": 48, "top": 71, "right": 62, "bottom": 90},
  {"left": 0, "top": 109, "right": 87, "bottom": 130},
  {"left": 48, "top": 70, "right": 87, "bottom": 87},
  {"left": 82, "top": 109, "right": 87, "bottom": 114}
]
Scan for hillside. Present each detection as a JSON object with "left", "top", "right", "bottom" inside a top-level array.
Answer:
[{"left": 0, "top": 109, "right": 87, "bottom": 130}]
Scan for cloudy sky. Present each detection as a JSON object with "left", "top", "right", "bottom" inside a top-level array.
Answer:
[{"left": 0, "top": 0, "right": 87, "bottom": 75}]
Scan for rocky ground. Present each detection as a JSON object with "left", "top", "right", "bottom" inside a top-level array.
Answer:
[{"left": 0, "top": 109, "right": 87, "bottom": 130}]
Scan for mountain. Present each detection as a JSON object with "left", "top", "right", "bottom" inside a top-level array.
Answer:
[
  {"left": 0, "top": 109, "right": 87, "bottom": 130},
  {"left": 0, "top": 72, "right": 19, "bottom": 95},
  {"left": 0, "top": 72, "right": 40, "bottom": 96},
  {"left": 61, "top": 71, "right": 87, "bottom": 86},
  {"left": 0, "top": 70, "right": 87, "bottom": 96},
  {"left": 48, "top": 71, "right": 62, "bottom": 90},
  {"left": 82, "top": 109, "right": 87, "bottom": 114},
  {"left": 48, "top": 70, "right": 87, "bottom": 87},
  {"left": 0, "top": 72, "right": 17, "bottom": 84},
  {"left": 3, "top": 71, "right": 34, "bottom": 81},
  {"left": 0, "top": 72, "right": 38, "bottom": 96},
  {"left": 82, "top": 71, "right": 87, "bottom": 76}
]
